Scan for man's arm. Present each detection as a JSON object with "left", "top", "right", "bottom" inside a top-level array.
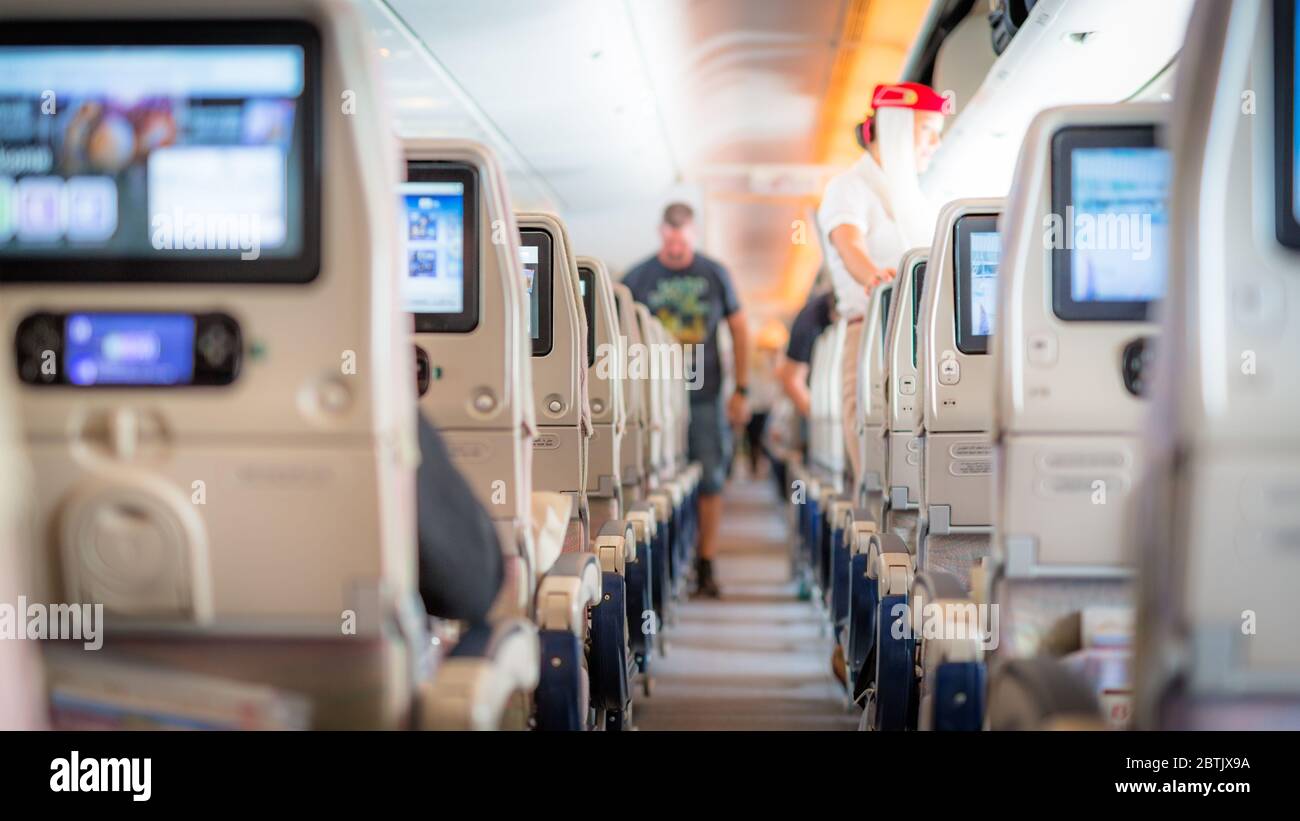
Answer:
[
  {"left": 727, "top": 310, "right": 749, "bottom": 390},
  {"left": 777, "top": 356, "right": 812, "bottom": 417},
  {"left": 829, "top": 224, "right": 896, "bottom": 291},
  {"left": 726, "top": 310, "right": 751, "bottom": 426}
]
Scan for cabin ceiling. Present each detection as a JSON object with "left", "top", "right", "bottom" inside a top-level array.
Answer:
[{"left": 365, "top": 0, "right": 855, "bottom": 324}]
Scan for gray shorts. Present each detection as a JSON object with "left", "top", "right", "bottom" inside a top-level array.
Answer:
[{"left": 688, "top": 395, "right": 732, "bottom": 495}]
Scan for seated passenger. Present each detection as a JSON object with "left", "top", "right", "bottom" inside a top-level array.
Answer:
[
  {"left": 416, "top": 412, "right": 504, "bottom": 624},
  {"left": 778, "top": 286, "right": 835, "bottom": 448}
]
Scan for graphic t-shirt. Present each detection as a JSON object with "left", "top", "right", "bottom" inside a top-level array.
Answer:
[{"left": 623, "top": 252, "right": 740, "bottom": 399}]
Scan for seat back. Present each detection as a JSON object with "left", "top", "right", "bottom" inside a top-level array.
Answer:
[
  {"left": 915, "top": 197, "right": 1004, "bottom": 584},
  {"left": 992, "top": 103, "right": 1170, "bottom": 660},
  {"left": 854, "top": 281, "right": 895, "bottom": 511},
  {"left": 402, "top": 138, "right": 537, "bottom": 608},
  {"left": 1, "top": 0, "right": 417, "bottom": 728},
  {"left": 613, "top": 283, "right": 648, "bottom": 500},
  {"left": 633, "top": 303, "right": 666, "bottom": 484},
  {"left": 0, "top": 383, "right": 43, "bottom": 729},
  {"left": 577, "top": 256, "right": 624, "bottom": 533},
  {"left": 1134, "top": 0, "right": 1300, "bottom": 728},
  {"left": 657, "top": 320, "right": 689, "bottom": 477},
  {"left": 807, "top": 330, "right": 830, "bottom": 474},
  {"left": 823, "top": 318, "right": 848, "bottom": 489},
  {"left": 884, "top": 249, "right": 930, "bottom": 543},
  {"left": 517, "top": 212, "right": 591, "bottom": 554}
]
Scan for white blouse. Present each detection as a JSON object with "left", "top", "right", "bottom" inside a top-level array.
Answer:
[{"left": 817, "top": 152, "right": 908, "bottom": 319}]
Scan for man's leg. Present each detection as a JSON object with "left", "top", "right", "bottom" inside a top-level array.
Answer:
[
  {"left": 688, "top": 395, "right": 728, "bottom": 597},
  {"left": 698, "top": 492, "right": 723, "bottom": 561}
]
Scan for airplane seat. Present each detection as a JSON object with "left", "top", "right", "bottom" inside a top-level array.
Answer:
[
  {"left": 580, "top": 257, "right": 654, "bottom": 692},
  {"left": 801, "top": 333, "right": 830, "bottom": 576},
  {"left": 577, "top": 257, "right": 624, "bottom": 534},
  {"left": 516, "top": 212, "right": 591, "bottom": 559},
  {"left": 916, "top": 198, "right": 1004, "bottom": 590},
  {"left": 642, "top": 316, "right": 696, "bottom": 605},
  {"left": 667, "top": 336, "right": 699, "bottom": 563},
  {"left": 517, "top": 212, "right": 637, "bottom": 728},
  {"left": 984, "top": 656, "right": 1101, "bottom": 731},
  {"left": 422, "top": 619, "right": 541, "bottom": 731},
  {"left": 1132, "top": 0, "right": 1300, "bottom": 730},
  {"left": 0, "top": 382, "right": 44, "bottom": 729},
  {"left": 909, "top": 569, "right": 987, "bottom": 731},
  {"left": 867, "top": 197, "right": 1004, "bottom": 730},
  {"left": 612, "top": 284, "right": 648, "bottom": 502},
  {"left": 883, "top": 249, "right": 930, "bottom": 554},
  {"left": 985, "top": 103, "right": 1170, "bottom": 731},
  {"left": 859, "top": 531, "right": 915, "bottom": 729},
  {"left": 813, "top": 321, "right": 851, "bottom": 609},
  {"left": 836, "top": 283, "right": 894, "bottom": 655},
  {"left": 403, "top": 139, "right": 535, "bottom": 614},
  {"left": 402, "top": 141, "right": 596, "bottom": 730},
  {"left": 635, "top": 307, "right": 683, "bottom": 608},
  {"left": 853, "top": 281, "right": 895, "bottom": 517},
  {"left": 845, "top": 512, "right": 879, "bottom": 699},
  {"left": 658, "top": 329, "right": 697, "bottom": 593},
  {"left": 802, "top": 329, "right": 833, "bottom": 603},
  {"left": 612, "top": 283, "right": 667, "bottom": 660},
  {"left": 0, "top": 0, "right": 445, "bottom": 729},
  {"left": 656, "top": 324, "right": 693, "bottom": 602}
]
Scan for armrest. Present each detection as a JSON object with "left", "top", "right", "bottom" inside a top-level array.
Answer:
[
  {"left": 911, "top": 570, "right": 984, "bottom": 666},
  {"left": 536, "top": 552, "right": 602, "bottom": 634},
  {"left": 866, "top": 532, "right": 913, "bottom": 597},
  {"left": 625, "top": 503, "right": 657, "bottom": 543},
  {"left": 848, "top": 512, "right": 878, "bottom": 557},
  {"left": 594, "top": 519, "right": 635, "bottom": 575},
  {"left": 665, "top": 478, "right": 684, "bottom": 507},
  {"left": 646, "top": 491, "right": 672, "bottom": 524},
  {"left": 829, "top": 498, "right": 854, "bottom": 532},
  {"left": 420, "top": 619, "right": 541, "bottom": 731},
  {"left": 530, "top": 491, "right": 575, "bottom": 577}
]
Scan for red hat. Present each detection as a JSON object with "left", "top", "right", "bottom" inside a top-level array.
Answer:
[{"left": 869, "top": 81, "right": 947, "bottom": 114}]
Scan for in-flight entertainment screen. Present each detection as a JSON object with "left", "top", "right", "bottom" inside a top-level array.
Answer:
[
  {"left": 912, "top": 261, "right": 926, "bottom": 368},
  {"left": 403, "top": 162, "right": 478, "bottom": 333},
  {"left": 1275, "top": 0, "right": 1300, "bottom": 247},
  {"left": 1051, "top": 125, "right": 1170, "bottom": 321},
  {"left": 520, "top": 229, "right": 552, "bottom": 356},
  {"left": 954, "top": 215, "right": 1000, "bottom": 355},
  {"left": 0, "top": 22, "right": 320, "bottom": 282}
]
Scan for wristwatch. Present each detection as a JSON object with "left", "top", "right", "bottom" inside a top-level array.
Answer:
[{"left": 735, "top": 385, "right": 749, "bottom": 397}]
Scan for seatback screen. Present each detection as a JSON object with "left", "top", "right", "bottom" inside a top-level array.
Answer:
[
  {"left": 953, "top": 215, "right": 1000, "bottom": 355},
  {"left": 0, "top": 22, "right": 320, "bottom": 282},
  {"left": 911, "top": 261, "right": 927, "bottom": 368},
  {"left": 520, "top": 229, "right": 553, "bottom": 357},
  {"left": 880, "top": 284, "right": 893, "bottom": 342},
  {"left": 1275, "top": 0, "right": 1300, "bottom": 248},
  {"left": 403, "top": 162, "right": 478, "bottom": 333},
  {"left": 1050, "top": 125, "right": 1170, "bottom": 320},
  {"left": 578, "top": 267, "right": 596, "bottom": 368}
]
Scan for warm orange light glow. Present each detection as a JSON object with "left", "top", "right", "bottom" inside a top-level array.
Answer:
[
  {"left": 756, "top": 317, "right": 790, "bottom": 352},
  {"left": 773, "top": 0, "right": 931, "bottom": 315}
]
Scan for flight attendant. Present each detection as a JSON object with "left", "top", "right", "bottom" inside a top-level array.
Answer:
[{"left": 817, "top": 81, "right": 946, "bottom": 488}]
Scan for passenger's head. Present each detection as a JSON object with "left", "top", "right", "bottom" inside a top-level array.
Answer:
[
  {"left": 864, "top": 82, "right": 947, "bottom": 248},
  {"left": 857, "top": 82, "right": 947, "bottom": 174},
  {"left": 658, "top": 202, "right": 696, "bottom": 269}
]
